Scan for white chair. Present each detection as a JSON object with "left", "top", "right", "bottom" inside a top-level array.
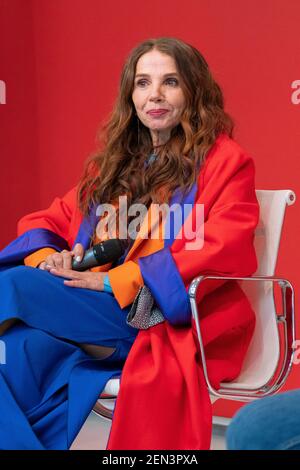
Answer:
[
  {"left": 191, "top": 189, "right": 296, "bottom": 402},
  {"left": 93, "top": 189, "right": 296, "bottom": 419}
]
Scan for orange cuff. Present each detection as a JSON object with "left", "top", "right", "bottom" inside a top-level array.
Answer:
[
  {"left": 108, "top": 261, "right": 144, "bottom": 309},
  {"left": 24, "top": 248, "right": 58, "bottom": 268}
]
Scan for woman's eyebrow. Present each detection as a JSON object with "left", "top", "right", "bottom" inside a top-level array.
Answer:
[{"left": 135, "top": 72, "right": 179, "bottom": 78}]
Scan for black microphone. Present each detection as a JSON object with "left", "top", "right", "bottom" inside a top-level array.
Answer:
[{"left": 72, "top": 238, "right": 128, "bottom": 271}]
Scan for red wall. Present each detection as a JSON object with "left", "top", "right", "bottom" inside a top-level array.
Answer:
[
  {"left": 0, "top": 0, "right": 40, "bottom": 233},
  {"left": 0, "top": 0, "right": 299, "bottom": 417}
]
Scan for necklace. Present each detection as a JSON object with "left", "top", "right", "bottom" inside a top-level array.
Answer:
[
  {"left": 144, "top": 152, "right": 157, "bottom": 169},
  {"left": 147, "top": 152, "right": 157, "bottom": 165}
]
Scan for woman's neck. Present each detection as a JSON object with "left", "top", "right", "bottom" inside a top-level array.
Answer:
[{"left": 151, "top": 129, "right": 170, "bottom": 147}]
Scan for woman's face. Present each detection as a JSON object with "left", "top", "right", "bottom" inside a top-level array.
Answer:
[{"left": 132, "top": 49, "right": 186, "bottom": 147}]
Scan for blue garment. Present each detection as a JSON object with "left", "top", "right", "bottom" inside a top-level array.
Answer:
[
  {"left": 0, "top": 176, "right": 199, "bottom": 450},
  {"left": 226, "top": 389, "right": 300, "bottom": 450},
  {"left": 103, "top": 273, "right": 113, "bottom": 293},
  {"left": 0, "top": 265, "right": 138, "bottom": 449}
]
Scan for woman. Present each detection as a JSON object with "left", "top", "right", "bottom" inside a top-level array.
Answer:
[{"left": 0, "top": 37, "right": 259, "bottom": 450}]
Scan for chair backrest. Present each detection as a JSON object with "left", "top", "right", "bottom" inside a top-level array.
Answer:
[
  {"left": 223, "top": 189, "right": 296, "bottom": 391},
  {"left": 254, "top": 190, "right": 296, "bottom": 276}
]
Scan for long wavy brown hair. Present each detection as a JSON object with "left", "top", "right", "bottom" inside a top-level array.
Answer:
[{"left": 77, "top": 37, "right": 234, "bottom": 218}]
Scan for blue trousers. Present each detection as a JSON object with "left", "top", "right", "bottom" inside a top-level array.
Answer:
[
  {"left": 0, "top": 266, "right": 138, "bottom": 449},
  {"left": 226, "top": 389, "right": 300, "bottom": 450}
]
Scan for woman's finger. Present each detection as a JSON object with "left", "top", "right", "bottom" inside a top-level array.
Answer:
[
  {"left": 63, "top": 279, "right": 89, "bottom": 288},
  {"left": 49, "top": 268, "right": 105, "bottom": 292},
  {"left": 38, "top": 261, "right": 47, "bottom": 270},
  {"left": 44, "top": 255, "right": 55, "bottom": 271},
  {"left": 62, "top": 251, "right": 73, "bottom": 270},
  {"left": 49, "top": 267, "right": 82, "bottom": 279},
  {"left": 63, "top": 278, "right": 102, "bottom": 291},
  {"left": 52, "top": 253, "right": 64, "bottom": 269},
  {"left": 73, "top": 243, "right": 85, "bottom": 263}
]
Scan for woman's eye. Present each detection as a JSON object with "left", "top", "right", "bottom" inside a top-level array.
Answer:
[
  {"left": 165, "top": 78, "right": 178, "bottom": 86},
  {"left": 135, "top": 78, "right": 178, "bottom": 87},
  {"left": 136, "top": 79, "right": 147, "bottom": 86}
]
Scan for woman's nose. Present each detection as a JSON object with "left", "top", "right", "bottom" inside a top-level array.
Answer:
[{"left": 149, "top": 83, "right": 164, "bottom": 101}]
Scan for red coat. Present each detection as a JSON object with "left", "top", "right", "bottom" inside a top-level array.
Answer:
[
  {"left": 16, "top": 134, "right": 259, "bottom": 449},
  {"left": 106, "top": 134, "right": 259, "bottom": 449}
]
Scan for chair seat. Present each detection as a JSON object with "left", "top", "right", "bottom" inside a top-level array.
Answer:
[
  {"left": 99, "top": 377, "right": 218, "bottom": 403},
  {"left": 102, "top": 377, "right": 120, "bottom": 397}
]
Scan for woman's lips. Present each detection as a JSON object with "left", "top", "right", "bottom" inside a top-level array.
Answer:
[{"left": 147, "top": 110, "right": 169, "bottom": 117}]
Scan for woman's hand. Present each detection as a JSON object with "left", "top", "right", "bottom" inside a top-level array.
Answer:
[
  {"left": 38, "top": 243, "right": 85, "bottom": 270},
  {"left": 48, "top": 268, "right": 108, "bottom": 292},
  {"left": 37, "top": 243, "right": 108, "bottom": 291}
]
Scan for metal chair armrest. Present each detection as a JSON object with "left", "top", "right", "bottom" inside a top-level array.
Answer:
[{"left": 189, "top": 275, "right": 295, "bottom": 401}]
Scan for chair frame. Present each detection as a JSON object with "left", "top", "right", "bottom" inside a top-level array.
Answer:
[
  {"left": 93, "top": 396, "right": 117, "bottom": 420},
  {"left": 189, "top": 274, "right": 295, "bottom": 402}
]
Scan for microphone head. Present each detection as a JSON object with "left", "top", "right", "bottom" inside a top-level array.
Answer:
[{"left": 93, "top": 238, "right": 128, "bottom": 264}]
